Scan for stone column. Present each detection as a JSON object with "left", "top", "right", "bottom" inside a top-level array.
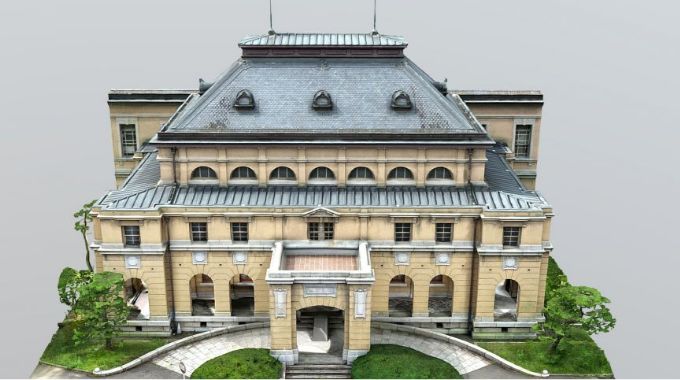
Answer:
[
  {"left": 411, "top": 277, "right": 429, "bottom": 317},
  {"left": 346, "top": 285, "right": 372, "bottom": 364},
  {"left": 269, "top": 285, "right": 296, "bottom": 364}
]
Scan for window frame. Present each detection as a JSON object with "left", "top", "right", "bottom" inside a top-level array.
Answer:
[
  {"left": 119, "top": 124, "right": 137, "bottom": 158},
  {"left": 435, "top": 223, "right": 453, "bottom": 243},
  {"left": 394, "top": 222, "right": 412, "bottom": 242},
  {"left": 514, "top": 124, "right": 533, "bottom": 159},
  {"left": 502, "top": 226, "right": 521, "bottom": 248},
  {"left": 347, "top": 166, "right": 376, "bottom": 185},
  {"left": 190, "top": 222, "right": 208, "bottom": 242},
  {"left": 269, "top": 166, "right": 297, "bottom": 182},
  {"left": 191, "top": 166, "right": 218, "bottom": 180},
  {"left": 307, "top": 222, "right": 335, "bottom": 241},
  {"left": 308, "top": 167, "right": 336, "bottom": 183},
  {"left": 230, "top": 166, "right": 257, "bottom": 181},
  {"left": 231, "top": 222, "right": 249, "bottom": 242},
  {"left": 122, "top": 225, "right": 141, "bottom": 247}
]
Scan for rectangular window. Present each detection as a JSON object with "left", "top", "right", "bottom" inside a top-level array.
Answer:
[
  {"left": 120, "top": 124, "right": 137, "bottom": 157},
  {"left": 514, "top": 124, "right": 532, "bottom": 158},
  {"left": 323, "top": 222, "right": 334, "bottom": 240},
  {"left": 122, "top": 226, "right": 140, "bottom": 247},
  {"left": 503, "top": 227, "right": 521, "bottom": 247},
  {"left": 435, "top": 223, "right": 452, "bottom": 243},
  {"left": 308, "top": 222, "right": 334, "bottom": 240},
  {"left": 231, "top": 222, "right": 249, "bottom": 242},
  {"left": 395, "top": 223, "right": 412, "bottom": 242},
  {"left": 190, "top": 222, "right": 208, "bottom": 242}
]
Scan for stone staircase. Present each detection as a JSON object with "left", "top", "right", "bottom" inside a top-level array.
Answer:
[{"left": 285, "top": 364, "right": 352, "bottom": 379}]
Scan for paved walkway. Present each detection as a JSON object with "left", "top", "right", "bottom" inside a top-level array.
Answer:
[
  {"left": 371, "top": 327, "right": 491, "bottom": 375},
  {"left": 151, "top": 327, "right": 270, "bottom": 377},
  {"left": 31, "top": 363, "right": 181, "bottom": 379}
]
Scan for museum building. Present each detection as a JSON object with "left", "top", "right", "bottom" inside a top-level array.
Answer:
[{"left": 93, "top": 31, "right": 553, "bottom": 364}]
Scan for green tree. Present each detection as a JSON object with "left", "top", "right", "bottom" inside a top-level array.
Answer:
[
  {"left": 74, "top": 200, "right": 97, "bottom": 271},
  {"left": 72, "top": 272, "right": 129, "bottom": 349},
  {"left": 57, "top": 267, "right": 93, "bottom": 308},
  {"left": 536, "top": 285, "right": 616, "bottom": 353}
]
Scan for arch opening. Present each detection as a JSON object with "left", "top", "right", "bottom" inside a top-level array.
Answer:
[
  {"left": 494, "top": 279, "right": 520, "bottom": 321},
  {"left": 125, "top": 278, "right": 149, "bottom": 320},
  {"left": 388, "top": 274, "right": 413, "bottom": 317},
  {"left": 296, "top": 305, "right": 344, "bottom": 361},
  {"left": 428, "top": 275, "right": 453, "bottom": 317},
  {"left": 347, "top": 166, "right": 376, "bottom": 185},
  {"left": 230, "top": 166, "right": 257, "bottom": 183},
  {"left": 269, "top": 166, "right": 296, "bottom": 182},
  {"left": 230, "top": 274, "right": 254, "bottom": 317},
  {"left": 190, "top": 274, "right": 215, "bottom": 316}
]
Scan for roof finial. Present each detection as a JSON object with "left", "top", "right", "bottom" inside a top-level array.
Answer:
[
  {"left": 268, "top": 0, "right": 275, "bottom": 35},
  {"left": 372, "top": 0, "right": 378, "bottom": 35}
]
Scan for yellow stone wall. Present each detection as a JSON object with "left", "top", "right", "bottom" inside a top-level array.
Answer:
[{"left": 156, "top": 146, "right": 487, "bottom": 187}]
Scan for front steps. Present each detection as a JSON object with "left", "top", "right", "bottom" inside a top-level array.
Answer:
[{"left": 285, "top": 364, "right": 352, "bottom": 379}]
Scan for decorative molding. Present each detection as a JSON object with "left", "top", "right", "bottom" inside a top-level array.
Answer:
[
  {"left": 192, "top": 251, "right": 208, "bottom": 265},
  {"left": 125, "top": 255, "right": 141, "bottom": 269},
  {"left": 232, "top": 251, "right": 248, "bottom": 264},
  {"left": 354, "top": 289, "right": 367, "bottom": 318},
  {"left": 435, "top": 252, "right": 451, "bottom": 266},
  {"left": 394, "top": 252, "right": 410, "bottom": 266},
  {"left": 274, "top": 289, "right": 287, "bottom": 318},
  {"left": 303, "top": 284, "right": 337, "bottom": 297}
]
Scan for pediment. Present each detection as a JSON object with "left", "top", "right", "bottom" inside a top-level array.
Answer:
[{"left": 303, "top": 206, "right": 339, "bottom": 219}]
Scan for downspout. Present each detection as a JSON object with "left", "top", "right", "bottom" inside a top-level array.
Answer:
[
  {"left": 165, "top": 147, "right": 179, "bottom": 334},
  {"left": 466, "top": 148, "right": 479, "bottom": 333}
]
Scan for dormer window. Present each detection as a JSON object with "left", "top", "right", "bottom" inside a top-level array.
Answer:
[
  {"left": 391, "top": 90, "right": 412, "bottom": 110},
  {"left": 233, "top": 89, "right": 255, "bottom": 109},
  {"left": 312, "top": 90, "right": 333, "bottom": 110}
]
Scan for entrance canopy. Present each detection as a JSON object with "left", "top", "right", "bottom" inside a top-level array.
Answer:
[{"left": 266, "top": 242, "right": 374, "bottom": 285}]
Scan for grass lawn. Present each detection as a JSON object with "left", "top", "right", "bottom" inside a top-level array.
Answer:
[
  {"left": 477, "top": 257, "right": 613, "bottom": 377},
  {"left": 190, "top": 348, "right": 281, "bottom": 379},
  {"left": 478, "top": 333, "right": 612, "bottom": 376},
  {"left": 352, "top": 344, "right": 461, "bottom": 379},
  {"left": 40, "top": 323, "right": 169, "bottom": 372}
]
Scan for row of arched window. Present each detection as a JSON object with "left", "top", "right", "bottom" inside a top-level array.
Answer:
[{"left": 190, "top": 165, "right": 455, "bottom": 184}]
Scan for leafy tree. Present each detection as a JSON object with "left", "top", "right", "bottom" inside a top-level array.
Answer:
[
  {"left": 72, "top": 272, "right": 129, "bottom": 349},
  {"left": 57, "top": 267, "right": 93, "bottom": 308},
  {"left": 536, "top": 285, "right": 616, "bottom": 353},
  {"left": 74, "top": 200, "right": 97, "bottom": 271}
]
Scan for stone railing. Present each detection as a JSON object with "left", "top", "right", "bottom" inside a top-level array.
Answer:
[
  {"left": 93, "top": 321, "right": 269, "bottom": 377},
  {"left": 372, "top": 322, "right": 548, "bottom": 378}
]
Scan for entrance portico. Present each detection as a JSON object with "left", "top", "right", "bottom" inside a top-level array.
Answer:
[{"left": 266, "top": 241, "right": 374, "bottom": 365}]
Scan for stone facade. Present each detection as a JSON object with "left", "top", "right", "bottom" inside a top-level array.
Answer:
[{"left": 94, "top": 32, "right": 552, "bottom": 364}]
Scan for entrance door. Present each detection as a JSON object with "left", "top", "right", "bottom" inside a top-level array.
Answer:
[{"left": 296, "top": 306, "right": 344, "bottom": 364}]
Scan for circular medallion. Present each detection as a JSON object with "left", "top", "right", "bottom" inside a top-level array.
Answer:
[
  {"left": 234, "top": 252, "right": 246, "bottom": 263},
  {"left": 126, "top": 256, "right": 138, "bottom": 267},
  {"left": 396, "top": 252, "right": 409, "bottom": 263},
  {"left": 436, "top": 254, "right": 449, "bottom": 264},
  {"left": 194, "top": 252, "right": 206, "bottom": 263}
]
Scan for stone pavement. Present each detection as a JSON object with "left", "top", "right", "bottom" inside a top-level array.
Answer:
[
  {"left": 151, "top": 327, "right": 270, "bottom": 377},
  {"left": 31, "top": 363, "right": 182, "bottom": 379},
  {"left": 371, "top": 326, "right": 492, "bottom": 375}
]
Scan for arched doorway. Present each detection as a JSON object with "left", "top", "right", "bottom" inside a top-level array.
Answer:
[
  {"left": 428, "top": 275, "right": 453, "bottom": 317},
  {"left": 125, "top": 278, "right": 149, "bottom": 320},
  {"left": 190, "top": 274, "right": 215, "bottom": 316},
  {"left": 230, "top": 274, "right": 254, "bottom": 316},
  {"left": 494, "top": 279, "right": 520, "bottom": 321},
  {"left": 388, "top": 275, "right": 413, "bottom": 317},
  {"left": 296, "top": 306, "right": 344, "bottom": 363}
]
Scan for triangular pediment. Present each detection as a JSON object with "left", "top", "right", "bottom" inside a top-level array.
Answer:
[{"left": 303, "top": 206, "right": 339, "bottom": 219}]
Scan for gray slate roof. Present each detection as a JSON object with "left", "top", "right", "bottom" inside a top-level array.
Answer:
[
  {"left": 99, "top": 149, "right": 547, "bottom": 211},
  {"left": 160, "top": 58, "right": 486, "bottom": 136},
  {"left": 239, "top": 33, "right": 407, "bottom": 47}
]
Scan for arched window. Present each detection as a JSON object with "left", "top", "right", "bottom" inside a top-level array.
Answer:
[
  {"left": 312, "top": 90, "right": 333, "bottom": 110},
  {"left": 230, "top": 166, "right": 257, "bottom": 180},
  {"left": 391, "top": 90, "right": 413, "bottom": 110},
  {"left": 309, "top": 167, "right": 336, "bottom": 181},
  {"left": 348, "top": 167, "right": 375, "bottom": 180},
  {"left": 233, "top": 89, "right": 255, "bottom": 109},
  {"left": 191, "top": 166, "right": 217, "bottom": 179},
  {"left": 387, "top": 167, "right": 414, "bottom": 180},
  {"left": 427, "top": 167, "right": 453, "bottom": 181},
  {"left": 269, "top": 166, "right": 296, "bottom": 181}
]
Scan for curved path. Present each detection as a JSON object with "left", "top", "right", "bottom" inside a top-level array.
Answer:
[
  {"left": 372, "top": 322, "right": 543, "bottom": 378},
  {"left": 152, "top": 328, "right": 270, "bottom": 377}
]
